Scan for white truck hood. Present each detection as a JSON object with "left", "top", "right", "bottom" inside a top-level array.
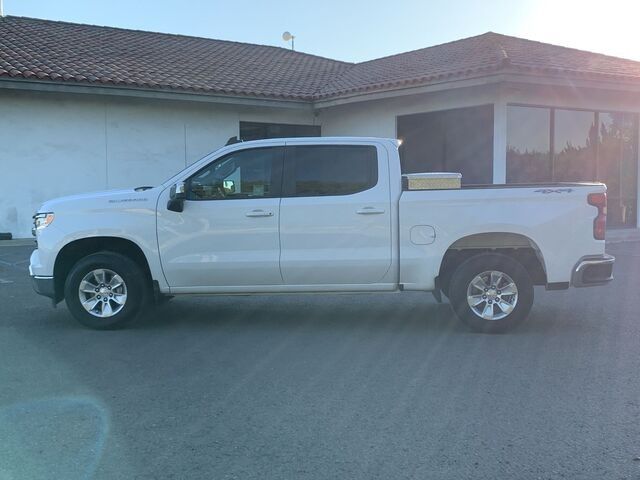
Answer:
[{"left": 37, "top": 187, "right": 160, "bottom": 214}]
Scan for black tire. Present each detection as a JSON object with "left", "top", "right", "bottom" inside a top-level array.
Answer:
[
  {"left": 449, "top": 253, "right": 533, "bottom": 333},
  {"left": 64, "top": 252, "right": 150, "bottom": 329}
]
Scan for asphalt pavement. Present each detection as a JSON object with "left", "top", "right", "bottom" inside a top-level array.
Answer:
[{"left": 1, "top": 242, "right": 639, "bottom": 480}]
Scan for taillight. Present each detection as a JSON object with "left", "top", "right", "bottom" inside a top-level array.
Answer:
[{"left": 588, "top": 192, "right": 607, "bottom": 240}]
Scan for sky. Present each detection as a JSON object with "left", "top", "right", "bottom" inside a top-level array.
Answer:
[{"left": 3, "top": 0, "right": 640, "bottom": 63}]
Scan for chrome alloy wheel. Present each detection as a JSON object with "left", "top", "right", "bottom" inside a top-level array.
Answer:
[
  {"left": 78, "top": 268, "right": 128, "bottom": 318},
  {"left": 466, "top": 270, "right": 518, "bottom": 321}
]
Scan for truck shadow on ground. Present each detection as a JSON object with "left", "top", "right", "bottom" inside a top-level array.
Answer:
[
  {"left": 132, "top": 295, "right": 461, "bottom": 333},
  {"left": 125, "top": 293, "right": 575, "bottom": 336}
]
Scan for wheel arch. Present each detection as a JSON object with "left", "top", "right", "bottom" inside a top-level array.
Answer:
[
  {"left": 437, "top": 232, "right": 547, "bottom": 297},
  {"left": 53, "top": 236, "right": 152, "bottom": 303}
]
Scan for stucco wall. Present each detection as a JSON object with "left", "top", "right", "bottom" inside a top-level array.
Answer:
[
  {"left": 318, "top": 85, "right": 500, "bottom": 138},
  {"left": 3, "top": 81, "right": 640, "bottom": 238},
  {"left": 0, "top": 90, "right": 315, "bottom": 237}
]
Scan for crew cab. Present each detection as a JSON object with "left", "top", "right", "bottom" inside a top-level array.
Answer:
[{"left": 29, "top": 137, "right": 614, "bottom": 332}]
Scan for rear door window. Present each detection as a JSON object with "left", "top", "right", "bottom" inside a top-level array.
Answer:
[{"left": 284, "top": 145, "right": 378, "bottom": 197}]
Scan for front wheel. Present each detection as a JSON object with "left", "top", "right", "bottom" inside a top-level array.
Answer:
[
  {"left": 64, "top": 252, "right": 150, "bottom": 329},
  {"left": 448, "top": 253, "right": 534, "bottom": 333}
]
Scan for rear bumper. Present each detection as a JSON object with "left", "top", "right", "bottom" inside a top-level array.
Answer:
[
  {"left": 31, "top": 275, "right": 55, "bottom": 300},
  {"left": 572, "top": 254, "right": 615, "bottom": 287}
]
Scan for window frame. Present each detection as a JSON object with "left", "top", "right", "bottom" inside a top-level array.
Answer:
[
  {"left": 185, "top": 146, "right": 285, "bottom": 201},
  {"left": 281, "top": 144, "right": 379, "bottom": 198}
]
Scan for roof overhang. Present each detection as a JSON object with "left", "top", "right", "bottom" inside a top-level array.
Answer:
[
  {"left": 0, "top": 77, "right": 314, "bottom": 110},
  {"left": 312, "top": 70, "right": 640, "bottom": 109},
  {"left": 2, "top": 69, "right": 640, "bottom": 112}
]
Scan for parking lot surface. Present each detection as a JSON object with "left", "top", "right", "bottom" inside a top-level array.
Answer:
[{"left": 1, "top": 242, "right": 640, "bottom": 480}]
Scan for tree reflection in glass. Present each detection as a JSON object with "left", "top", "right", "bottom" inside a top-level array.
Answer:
[
  {"left": 554, "top": 109, "right": 597, "bottom": 183},
  {"left": 506, "top": 106, "right": 551, "bottom": 183},
  {"left": 598, "top": 112, "right": 637, "bottom": 227}
]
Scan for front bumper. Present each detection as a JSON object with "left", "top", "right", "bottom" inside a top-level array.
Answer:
[
  {"left": 572, "top": 254, "right": 615, "bottom": 287},
  {"left": 31, "top": 275, "right": 56, "bottom": 300}
]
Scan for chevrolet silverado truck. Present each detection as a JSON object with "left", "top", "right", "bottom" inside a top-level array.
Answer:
[{"left": 29, "top": 137, "right": 614, "bottom": 333}]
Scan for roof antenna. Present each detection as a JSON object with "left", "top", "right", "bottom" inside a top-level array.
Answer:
[{"left": 282, "top": 31, "right": 295, "bottom": 51}]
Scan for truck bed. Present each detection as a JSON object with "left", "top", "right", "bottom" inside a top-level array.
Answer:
[{"left": 398, "top": 182, "right": 606, "bottom": 290}]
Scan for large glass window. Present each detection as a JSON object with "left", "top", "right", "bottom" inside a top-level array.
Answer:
[
  {"left": 240, "top": 121, "right": 320, "bottom": 141},
  {"left": 285, "top": 145, "right": 378, "bottom": 197},
  {"left": 188, "top": 147, "right": 283, "bottom": 200},
  {"left": 554, "top": 109, "right": 597, "bottom": 182},
  {"left": 397, "top": 105, "right": 494, "bottom": 185},
  {"left": 506, "top": 106, "right": 551, "bottom": 183},
  {"left": 507, "top": 106, "right": 638, "bottom": 227}
]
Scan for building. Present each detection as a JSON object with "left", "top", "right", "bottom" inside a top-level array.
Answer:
[{"left": 2, "top": 15, "right": 640, "bottom": 238}]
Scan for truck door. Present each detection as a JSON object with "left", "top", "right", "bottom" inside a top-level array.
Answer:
[
  {"left": 157, "top": 145, "right": 284, "bottom": 289},
  {"left": 279, "top": 142, "right": 392, "bottom": 285}
]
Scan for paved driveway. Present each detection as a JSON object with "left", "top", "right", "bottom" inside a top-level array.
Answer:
[{"left": 1, "top": 242, "right": 639, "bottom": 480}]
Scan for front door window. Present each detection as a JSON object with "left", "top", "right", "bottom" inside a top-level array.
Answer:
[{"left": 188, "top": 147, "right": 280, "bottom": 201}]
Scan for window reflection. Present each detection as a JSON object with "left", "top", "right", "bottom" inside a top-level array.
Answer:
[
  {"left": 507, "top": 106, "right": 637, "bottom": 227},
  {"left": 554, "top": 109, "right": 596, "bottom": 182},
  {"left": 598, "top": 113, "right": 637, "bottom": 227},
  {"left": 506, "top": 106, "right": 551, "bottom": 183}
]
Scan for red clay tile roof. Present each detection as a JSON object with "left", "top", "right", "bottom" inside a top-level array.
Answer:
[
  {"left": 317, "top": 32, "right": 640, "bottom": 98},
  {"left": 0, "top": 15, "right": 351, "bottom": 100},
  {"left": 2, "top": 16, "right": 640, "bottom": 102}
]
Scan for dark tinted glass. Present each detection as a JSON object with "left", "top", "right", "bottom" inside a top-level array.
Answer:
[
  {"left": 506, "top": 106, "right": 552, "bottom": 183},
  {"left": 240, "top": 121, "right": 320, "bottom": 141},
  {"left": 289, "top": 145, "right": 377, "bottom": 196},
  {"left": 188, "top": 147, "right": 282, "bottom": 200},
  {"left": 397, "top": 105, "right": 493, "bottom": 184},
  {"left": 554, "top": 109, "right": 597, "bottom": 182}
]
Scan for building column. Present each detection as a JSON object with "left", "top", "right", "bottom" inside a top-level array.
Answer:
[{"left": 493, "top": 101, "right": 507, "bottom": 184}]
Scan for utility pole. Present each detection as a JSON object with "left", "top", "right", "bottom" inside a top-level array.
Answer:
[{"left": 0, "top": 0, "right": 4, "bottom": 17}]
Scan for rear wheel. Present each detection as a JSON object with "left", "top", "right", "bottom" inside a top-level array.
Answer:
[
  {"left": 449, "top": 253, "right": 533, "bottom": 333},
  {"left": 64, "top": 252, "right": 149, "bottom": 329}
]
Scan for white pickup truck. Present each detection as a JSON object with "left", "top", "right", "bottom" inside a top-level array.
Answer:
[{"left": 29, "top": 137, "right": 614, "bottom": 333}]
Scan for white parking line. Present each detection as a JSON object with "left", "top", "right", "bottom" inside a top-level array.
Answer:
[{"left": 0, "top": 278, "right": 14, "bottom": 284}]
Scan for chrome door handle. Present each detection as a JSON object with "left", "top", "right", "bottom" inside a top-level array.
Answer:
[
  {"left": 245, "top": 209, "right": 274, "bottom": 217},
  {"left": 356, "top": 207, "right": 385, "bottom": 215}
]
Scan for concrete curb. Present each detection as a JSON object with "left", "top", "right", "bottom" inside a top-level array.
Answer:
[
  {"left": 0, "top": 238, "right": 36, "bottom": 247},
  {"left": 607, "top": 238, "right": 640, "bottom": 245},
  {"left": 606, "top": 230, "right": 640, "bottom": 244}
]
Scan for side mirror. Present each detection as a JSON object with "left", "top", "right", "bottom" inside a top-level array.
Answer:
[{"left": 167, "top": 182, "right": 186, "bottom": 212}]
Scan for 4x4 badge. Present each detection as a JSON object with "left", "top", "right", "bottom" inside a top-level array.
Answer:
[{"left": 534, "top": 188, "right": 574, "bottom": 194}]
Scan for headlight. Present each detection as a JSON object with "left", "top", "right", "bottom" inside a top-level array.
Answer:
[{"left": 32, "top": 212, "right": 55, "bottom": 235}]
